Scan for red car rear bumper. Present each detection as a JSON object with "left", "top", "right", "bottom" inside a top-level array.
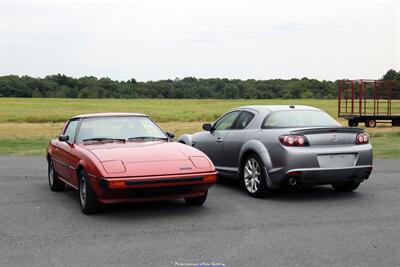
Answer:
[{"left": 89, "top": 172, "right": 217, "bottom": 204}]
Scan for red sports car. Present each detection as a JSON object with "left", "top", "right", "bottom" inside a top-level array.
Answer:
[{"left": 47, "top": 113, "right": 217, "bottom": 214}]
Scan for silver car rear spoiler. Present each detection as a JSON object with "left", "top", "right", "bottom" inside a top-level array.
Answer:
[{"left": 290, "top": 127, "right": 364, "bottom": 135}]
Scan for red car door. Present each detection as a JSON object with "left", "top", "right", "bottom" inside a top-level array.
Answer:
[
  {"left": 56, "top": 142, "right": 82, "bottom": 187},
  {"left": 53, "top": 119, "right": 80, "bottom": 186}
]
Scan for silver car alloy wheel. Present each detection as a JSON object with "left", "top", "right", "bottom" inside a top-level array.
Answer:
[
  {"left": 244, "top": 158, "right": 261, "bottom": 193},
  {"left": 49, "top": 163, "right": 54, "bottom": 187},
  {"left": 80, "top": 176, "right": 87, "bottom": 207}
]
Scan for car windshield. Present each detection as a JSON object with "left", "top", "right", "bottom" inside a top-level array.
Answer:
[
  {"left": 76, "top": 116, "right": 167, "bottom": 143},
  {"left": 262, "top": 110, "right": 341, "bottom": 128}
]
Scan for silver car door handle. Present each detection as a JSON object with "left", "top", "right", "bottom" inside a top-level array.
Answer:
[{"left": 216, "top": 138, "right": 222, "bottom": 143}]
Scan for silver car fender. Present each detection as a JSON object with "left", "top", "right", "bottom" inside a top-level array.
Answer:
[
  {"left": 239, "top": 140, "right": 279, "bottom": 189},
  {"left": 177, "top": 134, "right": 193, "bottom": 145}
]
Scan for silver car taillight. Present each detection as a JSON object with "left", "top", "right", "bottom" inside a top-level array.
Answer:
[
  {"left": 356, "top": 133, "right": 369, "bottom": 144},
  {"left": 279, "top": 135, "right": 309, "bottom": 147}
]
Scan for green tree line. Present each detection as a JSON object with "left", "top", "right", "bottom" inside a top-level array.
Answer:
[{"left": 0, "top": 69, "right": 398, "bottom": 99}]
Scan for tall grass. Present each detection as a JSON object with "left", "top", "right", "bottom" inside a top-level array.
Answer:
[{"left": 0, "top": 98, "right": 338, "bottom": 123}]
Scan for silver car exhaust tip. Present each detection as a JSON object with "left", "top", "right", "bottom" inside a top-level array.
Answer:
[{"left": 289, "top": 177, "right": 297, "bottom": 186}]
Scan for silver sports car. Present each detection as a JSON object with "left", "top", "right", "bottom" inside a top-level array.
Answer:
[{"left": 178, "top": 105, "right": 373, "bottom": 197}]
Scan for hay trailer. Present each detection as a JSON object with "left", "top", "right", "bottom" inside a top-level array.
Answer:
[{"left": 338, "top": 79, "right": 400, "bottom": 127}]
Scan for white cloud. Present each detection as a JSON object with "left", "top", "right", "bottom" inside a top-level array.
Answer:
[{"left": 0, "top": 0, "right": 399, "bottom": 81}]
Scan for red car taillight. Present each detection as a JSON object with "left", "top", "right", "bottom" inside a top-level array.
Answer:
[
  {"left": 356, "top": 133, "right": 369, "bottom": 144},
  {"left": 279, "top": 135, "right": 309, "bottom": 147}
]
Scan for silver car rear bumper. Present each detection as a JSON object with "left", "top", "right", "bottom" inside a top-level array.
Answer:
[
  {"left": 286, "top": 165, "right": 372, "bottom": 185},
  {"left": 264, "top": 144, "right": 373, "bottom": 186}
]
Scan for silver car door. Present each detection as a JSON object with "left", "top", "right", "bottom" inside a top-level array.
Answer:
[
  {"left": 194, "top": 111, "right": 241, "bottom": 167},
  {"left": 221, "top": 111, "right": 256, "bottom": 169}
]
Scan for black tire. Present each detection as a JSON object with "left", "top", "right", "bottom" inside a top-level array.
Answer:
[
  {"left": 185, "top": 191, "right": 208, "bottom": 206},
  {"left": 241, "top": 154, "right": 273, "bottom": 198},
  {"left": 79, "top": 170, "right": 100, "bottom": 214},
  {"left": 348, "top": 119, "right": 358, "bottom": 127},
  {"left": 331, "top": 181, "right": 360, "bottom": 192},
  {"left": 365, "top": 119, "right": 376, "bottom": 128},
  {"left": 48, "top": 160, "right": 65, "bottom": 191}
]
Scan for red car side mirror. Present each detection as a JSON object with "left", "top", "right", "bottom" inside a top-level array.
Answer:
[
  {"left": 58, "top": 135, "right": 69, "bottom": 142},
  {"left": 166, "top": 132, "right": 175, "bottom": 139}
]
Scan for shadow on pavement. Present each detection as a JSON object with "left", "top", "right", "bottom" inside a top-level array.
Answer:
[
  {"left": 58, "top": 184, "right": 211, "bottom": 219},
  {"left": 216, "top": 175, "right": 362, "bottom": 202},
  {"left": 52, "top": 175, "right": 362, "bottom": 218}
]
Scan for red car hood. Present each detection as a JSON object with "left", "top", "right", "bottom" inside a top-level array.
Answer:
[{"left": 80, "top": 141, "right": 213, "bottom": 177}]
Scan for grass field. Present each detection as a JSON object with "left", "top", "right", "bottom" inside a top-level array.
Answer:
[{"left": 0, "top": 98, "right": 398, "bottom": 158}]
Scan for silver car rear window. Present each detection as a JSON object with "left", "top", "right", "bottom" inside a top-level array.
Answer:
[{"left": 262, "top": 110, "right": 341, "bottom": 128}]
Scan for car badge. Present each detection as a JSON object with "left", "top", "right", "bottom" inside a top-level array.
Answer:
[
  {"left": 180, "top": 167, "right": 192, "bottom": 170},
  {"left": 330, "top": 135, "right": 338, "bottom": 142}
]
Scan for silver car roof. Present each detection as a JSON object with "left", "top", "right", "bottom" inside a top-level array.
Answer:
[{"left": 236, "top": 105, "right": 322, "bottom": 112}]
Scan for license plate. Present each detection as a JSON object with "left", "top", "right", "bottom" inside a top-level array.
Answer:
[{"left": 317, "top": 154, "right": 356, "bottom": 168}]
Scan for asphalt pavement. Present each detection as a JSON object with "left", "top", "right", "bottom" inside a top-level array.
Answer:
[{"left": 0, "top": 156, "right": 399, "bottom": 267}]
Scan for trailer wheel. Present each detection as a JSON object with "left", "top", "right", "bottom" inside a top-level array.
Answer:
[
  {"left": 348, "top": 119, "right": 358, "bottom": 127},
  {"left": 392, "top": 120, "right": 400, "bottom": 127},
  {"left": 365, "top": 119, "right": 376, "bottom": 128}
]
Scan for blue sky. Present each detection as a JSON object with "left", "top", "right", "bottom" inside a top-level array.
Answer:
[{"left": 0, "top": 0, "right": 399, "bottom": 81}]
